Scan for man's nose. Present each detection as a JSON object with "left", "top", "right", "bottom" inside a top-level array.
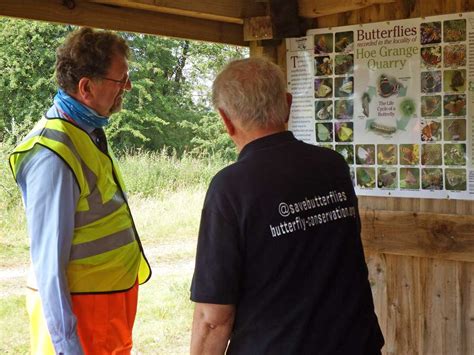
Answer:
[{"left": 124, "top": 77, "right": 132, "bottom": 91}]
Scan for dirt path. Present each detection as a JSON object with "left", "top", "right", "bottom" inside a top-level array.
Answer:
[
  {"left": 0, "top": 265, "right": 29, "bottom": 297},
  {"left": 0, "top": 240, "right": 196, "bottom": 298}
]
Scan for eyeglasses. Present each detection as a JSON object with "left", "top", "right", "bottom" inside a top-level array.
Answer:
[{"left": 101, "top": 73, "right": 130, "bottom": 88}]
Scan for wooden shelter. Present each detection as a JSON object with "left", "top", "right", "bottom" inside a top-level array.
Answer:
[{"left": 1, "top": 1, "right": 473, "bottom": 354}]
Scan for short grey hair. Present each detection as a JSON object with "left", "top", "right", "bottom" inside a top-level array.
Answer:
[{"left": 212, "top": 57, "right": 289, "bottom": 130}]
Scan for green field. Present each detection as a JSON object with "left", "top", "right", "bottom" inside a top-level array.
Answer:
[{"left": 0, "top": 145, "right": 229, "bottom": 354}]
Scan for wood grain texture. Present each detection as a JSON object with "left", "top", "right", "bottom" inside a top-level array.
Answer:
[
  {"left": 358, "top": 196, "right": 474, "bottom": 215},
  {"left": 367, "top": 255, "right": 474, "bottom": 355},
  {"left": 313, "top": 0, "right": 474, "bottom": 27},
  {"left": 460, "top": 262, "right": 474, "bottom": 354},
  {"left": 366, "top": 252, "right": 389, "bottom": 352},
  {"left": 384, "top": 255, "right": 421, "bottom": 354},
  {"left": 299, "top": 0, "right": 396, "bottom": 18},
  {"left": 0, "top": 0, "right": 245, "bottom": 45},
  {"left": 87, "top": 0, "right": 267, "bottom": 24},
  {"left": 419, "top": 258, "right": 462, "bottom": 354},
  {"left": 360, "top": 209, "right": 474, "bottom": 262}
]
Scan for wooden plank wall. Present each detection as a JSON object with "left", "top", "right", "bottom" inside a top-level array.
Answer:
[{"left": 312, "top": 0, "right": 474, "bottom": 354}]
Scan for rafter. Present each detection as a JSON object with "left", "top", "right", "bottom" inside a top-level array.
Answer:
[
  {"left": 87, "top": 0, "right": 267, "bottom": 24},
  {"left": 0, "top": 0, "right": 245, "bottom": 45},
  {"left": 298, "top": 0, "right": 396, "bottom": 18}
]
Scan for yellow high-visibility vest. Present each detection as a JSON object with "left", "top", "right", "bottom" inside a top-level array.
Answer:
[{"left": 10, "top": 118, "right": 151, "bottom": 293}]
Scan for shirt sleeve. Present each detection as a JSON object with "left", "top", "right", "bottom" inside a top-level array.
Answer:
[
  {"left": 17, "top": 147, "right": 84, "bottom": 355},
  {"left": 190, "top": 207, "right": 242, "bottom": 305}
]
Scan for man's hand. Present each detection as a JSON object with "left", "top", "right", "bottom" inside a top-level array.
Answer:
[{"left": 190, "top": 303, "right": 235, "bottom": 355}]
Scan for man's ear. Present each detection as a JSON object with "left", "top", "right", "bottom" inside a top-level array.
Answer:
[
  {"left": 77, "top": 77, "right": 94, "bottom": 101},
  {"left": 218, "top": 108, "right": 236, "bottom": 136},
  {"left": 285, "top": 92, "right": 293, "bottom": 123}
]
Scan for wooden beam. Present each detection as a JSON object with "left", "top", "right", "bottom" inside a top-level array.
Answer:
[
  {"left": 87, "top": 0, "right": 267, "bottom": 24},
  {"left": 299, "top": 0, "right": 396, "bottom": 18},
  {"left": 249, "top": 40, "right": 277, "bottom": 60},
  {"left": 269, "top": 0, "right": 303, "bottom": 38},
  {"left": 0, "top": 0, "right": 246, "bottom": 46},
  {"left": 360, "top": 209, "right": 474, "bottom": 262}
]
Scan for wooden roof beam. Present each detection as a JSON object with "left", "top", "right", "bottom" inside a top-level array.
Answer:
[
  {"left": 87, "top": 0, "right": 267, "bottom": 24},
  {"left": 0, "top": 0, "right": 246, "bottom": 46},
  {"left": 298, "top": 0, "right": 396, "bottom": 18}
]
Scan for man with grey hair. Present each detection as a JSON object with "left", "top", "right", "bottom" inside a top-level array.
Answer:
[{"left": 190, "top": 57, "right": 384, "bottom": 354}]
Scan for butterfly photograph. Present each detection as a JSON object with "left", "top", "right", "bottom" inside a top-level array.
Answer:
[
  {"left": 445, "top": 168, "right": 466, "bottom": 191},
  {"left": 421, "top": 144, "right": 442, "bottom": 166},
  {"left": 420, "top": 119, "right": 442, "bottom": 142},
  {"left": 444, "top": 94, "right": 466, "bottom": 116},
  {"left": 421, "top": 168, "right": 443, "bottom": 190},
  {"left": 377, "top": 144, "right": 397, "bottom": 165},
  {"left": 400, "top": 144, "right": 420, "bottom": 165},
  {"left": 356, "top": 144, "right": 375, "bottom": 165},
  {"left": 356, "top": 167, "right": 376, "bottom": 189},
  {"left": 377, "top": 167, "right": 397, "bottom": 189},
  {"left": 400, "top": 168, "right": 420, "bottom": 189}
]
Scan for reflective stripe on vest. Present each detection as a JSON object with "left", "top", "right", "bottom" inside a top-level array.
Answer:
[{"left": 10, "top": 118, "right": 151, "bottom": 293}]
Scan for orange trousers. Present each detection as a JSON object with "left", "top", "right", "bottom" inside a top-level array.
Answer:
[{"left": 27, "top": 282, "right": 138, "bottom": 355}]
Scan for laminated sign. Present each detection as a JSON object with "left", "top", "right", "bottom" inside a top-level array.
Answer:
[{"left": 287, "top": 12, "right": 474, "bottom": 200}]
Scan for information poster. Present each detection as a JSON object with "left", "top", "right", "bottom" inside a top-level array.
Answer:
[{"left": 287, "top": 13, "right": 474, "bottom": 200}]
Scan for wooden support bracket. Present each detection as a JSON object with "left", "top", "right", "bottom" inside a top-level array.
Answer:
[{"left": 244, "top": 16, "right": 273, "bottom": 41}]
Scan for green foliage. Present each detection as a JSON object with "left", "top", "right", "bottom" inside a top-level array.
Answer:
[
  {"left": 0, "top": 19, "right": 248, "bottom": 156},
  {"left": 185, "top": 42, "right": 248, "bottom": 107},
  {"left": 181, "top": 111, "right": 237, "bottom": 160},
  {"left": 0, "top": 141, "right": 30, "bottom": 268},
  {"left": 0, "top": 19, "right": 72, "bottom": 141},
  {"left": 107, "top": 36, "right": 201, "bottom": 153},
  {"left": 177, "top": 42, "right": 247, "bottom": 160},
  {"left": 118, "top": 149, "right": 230, "bottom": 198}
]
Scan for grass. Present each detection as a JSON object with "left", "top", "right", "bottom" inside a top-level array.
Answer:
[
  {"left": 119, "top": 149, "right": 227, "bottom": 199},
  {"left": 0, "top": 295, "right": 29, "bottom": 354},
  {"left": 0, "top": 143, "right": 29, "bottom": 268},
  {"left": 127, "top": 191, "right": 204, "bottom": 354},
  {"left": 0, "top": 146, "right": 231, "bottom": 354},
  {"left": 134, "top": 270, "right": 194, "bottom": 353}
]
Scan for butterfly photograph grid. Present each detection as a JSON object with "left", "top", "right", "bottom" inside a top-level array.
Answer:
[{"left": 311, "top": 18, "right": 469, "bottom": 194}]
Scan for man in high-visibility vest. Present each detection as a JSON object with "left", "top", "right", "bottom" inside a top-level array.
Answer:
[{"left": 9, "top": 27, "right": 151, "bottom": 355}]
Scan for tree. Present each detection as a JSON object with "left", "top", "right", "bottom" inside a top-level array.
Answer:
[
  {"left": 179, "top": 41, "right": 248, "bottom": 159},
  {"left": 0, "top": 19, "right": 72, "bottom": 142},
  {"left": 107, "top": 35, "right": 203, "bottom": 153}
]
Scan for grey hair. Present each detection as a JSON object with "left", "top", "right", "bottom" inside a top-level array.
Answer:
[{"left": 212, "top": 57, "right": 289, "bottom": 130}]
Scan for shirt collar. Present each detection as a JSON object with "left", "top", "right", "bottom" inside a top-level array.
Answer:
[{"left": 238, "top": 131, "right": 296, "bottom": 161}]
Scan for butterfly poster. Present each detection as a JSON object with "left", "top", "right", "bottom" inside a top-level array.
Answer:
[{"left": 287, "top": 12, "right": 474, "bottom": 200}]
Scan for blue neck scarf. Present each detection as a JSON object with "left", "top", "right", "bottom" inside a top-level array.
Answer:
[{"left": 53, "top": 89, "right": 109, "bottom": 128}]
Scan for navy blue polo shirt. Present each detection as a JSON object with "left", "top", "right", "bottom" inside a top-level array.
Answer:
[{"left": 191, "top": 131, "right": 384, "bottom": 354}]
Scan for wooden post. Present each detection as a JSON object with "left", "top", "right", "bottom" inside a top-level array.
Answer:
[{"left": 249, "top": 40, "right": 278, "bottom": 61}]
